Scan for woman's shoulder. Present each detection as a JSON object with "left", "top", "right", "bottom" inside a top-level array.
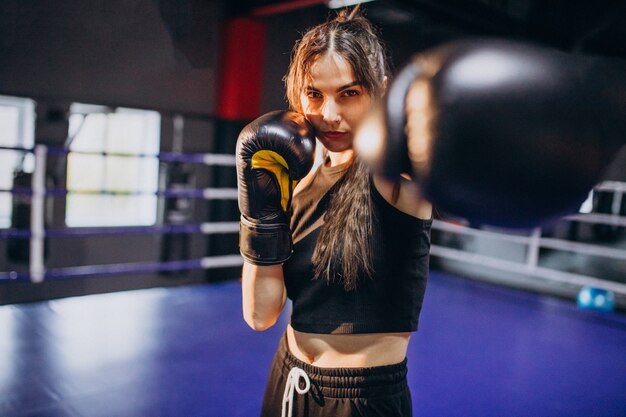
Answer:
[{"left": 372, "top": 174, "right": 432, "bottom": 220}]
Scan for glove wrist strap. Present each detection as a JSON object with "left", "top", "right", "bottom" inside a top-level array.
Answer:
[{"left": 239, "top": 215, "right": 292, "bottom": 265}]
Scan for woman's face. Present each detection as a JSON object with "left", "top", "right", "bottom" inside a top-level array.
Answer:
[{"left": 300, "top": 52, "right": 373, "bottom": 153}]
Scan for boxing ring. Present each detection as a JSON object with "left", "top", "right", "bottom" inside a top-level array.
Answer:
[{"left": 0, "top": 142, "right": 625, "bottom": 416}]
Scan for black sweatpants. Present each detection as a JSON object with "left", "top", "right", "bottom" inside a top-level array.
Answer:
[{"left": 260, "top": 334, "right": 412, "bottom": 417}]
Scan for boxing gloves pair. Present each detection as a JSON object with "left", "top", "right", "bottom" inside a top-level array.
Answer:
[
  {"left": 357, "top": 39, "right": 626, "bottom": 228},
  {"left": 236, "top": 111, "right": 316, "bottom": 265}
]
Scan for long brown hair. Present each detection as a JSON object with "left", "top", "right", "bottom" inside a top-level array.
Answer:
[{"left": 284, "top": 7, "right": 390, "bottom": 290}]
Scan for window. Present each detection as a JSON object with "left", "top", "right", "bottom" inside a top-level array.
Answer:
[
  {"left": 65, "top": 104, "right": 161, "bottom": 227},
  {"left": 0, "top": 95, "right": 35, "bottom": 228}
]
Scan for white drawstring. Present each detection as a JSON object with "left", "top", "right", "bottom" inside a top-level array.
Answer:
[{"left": 281, "top": 366, "right": 311, "bottom": 417}]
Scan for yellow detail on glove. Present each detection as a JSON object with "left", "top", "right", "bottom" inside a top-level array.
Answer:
[{"left": 251, "top": 150, "right": 296, "bottom": 212}]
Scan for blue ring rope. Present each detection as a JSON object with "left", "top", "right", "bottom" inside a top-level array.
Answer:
[
  {"left": 2, "top": 259, "right": 198, "bottom": 282},
  {"left": 0, "top": 255, "right": 243, "bottom": 282},
  {"left": 0, "top": 145, "right": 236, "bottom": 165},
  {"left": 0, "top": 222, "right": 239, "bottom": 239},
  {"left": 0, "top": 187, "right": 234, "bottom": 198}
]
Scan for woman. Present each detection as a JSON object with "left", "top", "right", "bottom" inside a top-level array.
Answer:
[{"left": 241, "top": 6, "right": 433, "bottom": 417}]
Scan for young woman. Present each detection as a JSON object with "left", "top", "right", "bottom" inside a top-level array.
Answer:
[{"left": 241, "top": 7, "right": 433, "bottom": 417}]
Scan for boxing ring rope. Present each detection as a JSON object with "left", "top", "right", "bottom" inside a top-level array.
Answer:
[
  {"left": 429, "top": 245, "right": 626, "bottom": 295},
  {"left": 0, "top": 187, "right": 239, "bottom": 199},
  {"left": 430, "top": 179, "right": 626, "bottom": 299},
  {"left": 593, "top": 181, "right": 626, "bottom": 193},
  {"left": 0, "top": 222, "right": 240, "bottom": 238},
  {"left": 0, "top": 144, "right": 237, "bottom": 166},
  {"left": 563, "top": 213, "right": 626, "bottom": 227},
  {"left": 1, "top": 143, "right": 242, "bottom": 284},
  {"left": 0, "top": 255, "right": 243, "bottom": 282},
  {"left": 431, "top": 219, "right": 626, "bottom": 261}
]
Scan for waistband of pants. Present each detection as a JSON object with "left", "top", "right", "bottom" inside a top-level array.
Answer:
[{"left": 277, "top": 333, "right": 409, "bottom": 399}]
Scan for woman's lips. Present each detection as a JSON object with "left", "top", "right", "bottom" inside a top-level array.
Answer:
[{"left": 322, "top": 131, "right": 348, "bottom": 139}]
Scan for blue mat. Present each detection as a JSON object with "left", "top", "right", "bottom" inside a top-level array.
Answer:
[{"left": 1, "top": 271, "right": 625, "bottom": 417}]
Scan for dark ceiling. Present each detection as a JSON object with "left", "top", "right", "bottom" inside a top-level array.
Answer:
[{"left": 229, "top": 0, "right": 626, "bottom": 58}]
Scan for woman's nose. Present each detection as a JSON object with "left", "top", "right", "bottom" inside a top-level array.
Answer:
[{"left": 321, "top": 99, "right": 341, "bottom": 124}]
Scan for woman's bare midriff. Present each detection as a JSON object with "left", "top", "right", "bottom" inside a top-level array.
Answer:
[{"left": 286, "top": 324, "right": 411, "bottom": 368}]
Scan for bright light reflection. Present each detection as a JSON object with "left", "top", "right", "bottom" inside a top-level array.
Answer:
[
  {"left": 354, "top": 104, "right": 385, "bottom": 164},
  {"left": 328, "top": 0, "right": 376, "bottom": 9},
  {"left": 404, "top": 79, "right": 433, "bottom": 173},
  {"left": 48, "top": 290, "right": 163, "bottom": 374},
  {"left": 0, "top": 307, "right": 16, "bottom": 383},
  {"left": 447, "top": 50, "right": 541, "bottom": 89}
]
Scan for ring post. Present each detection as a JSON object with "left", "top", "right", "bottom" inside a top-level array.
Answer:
[
  {"left": 30, "top": 145, "right": 47, "bottom": 283},
  {"left": 525, "top": 227, "right": 542, "bottom": 271}
]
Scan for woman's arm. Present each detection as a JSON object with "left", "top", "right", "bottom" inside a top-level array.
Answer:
[
  {"left": 373, "top": 174, "right": 432, "bottom": 219},
  {"left": 241, "top": 263, "right": 287, "bottom": 331}
]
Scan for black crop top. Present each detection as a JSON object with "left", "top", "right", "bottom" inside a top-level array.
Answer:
[{"left": 283, "top": 161, "right": 432, "bottom": 334}]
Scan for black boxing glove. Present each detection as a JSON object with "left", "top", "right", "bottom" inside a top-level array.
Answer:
[
  {"left": 357, "top": 39, "right": 626, "bottom": 228},
  {"left": 236, "top": 111, "right": 316, "bottom": 265}
]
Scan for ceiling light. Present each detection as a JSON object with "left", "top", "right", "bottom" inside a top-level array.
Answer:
[{"left": 327, "top": 0, "right": 376, "bottom": 9}]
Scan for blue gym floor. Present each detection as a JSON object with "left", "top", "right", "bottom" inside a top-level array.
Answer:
[{"left": 1, "top": 271, "right": 625, "bottom": 417}]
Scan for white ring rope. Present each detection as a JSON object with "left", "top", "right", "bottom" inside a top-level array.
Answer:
[
  {"left": 202, "top": 153, "right": 236, "bottom": 166},
  {"left": 593, "top": 181, "right": 626, "bottom": 193},
  {"left": 199, "top": 255, "right": 243, "bottom": 269},
  {"left": 430, "top": 245, "right": 626, "bottom": 295},
  {"left": 432, "top": 220, "right": 626, "bottom": 261},
  {"left": 199, "top": 222, "right": 240, "bottom": 234},
  {"left": 202, "top": 188, "right": 239, "bottom": 199},
  {"left": 562, "top": 213, "right": 626, "bottom": 227}
]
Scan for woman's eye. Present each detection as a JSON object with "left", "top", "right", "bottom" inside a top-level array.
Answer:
[
  {"left": 307, "top": 91, "right": 322, "bottom": 99},
  {"left": 341, "top": 89, "right": 359, "bottom": 97}
]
